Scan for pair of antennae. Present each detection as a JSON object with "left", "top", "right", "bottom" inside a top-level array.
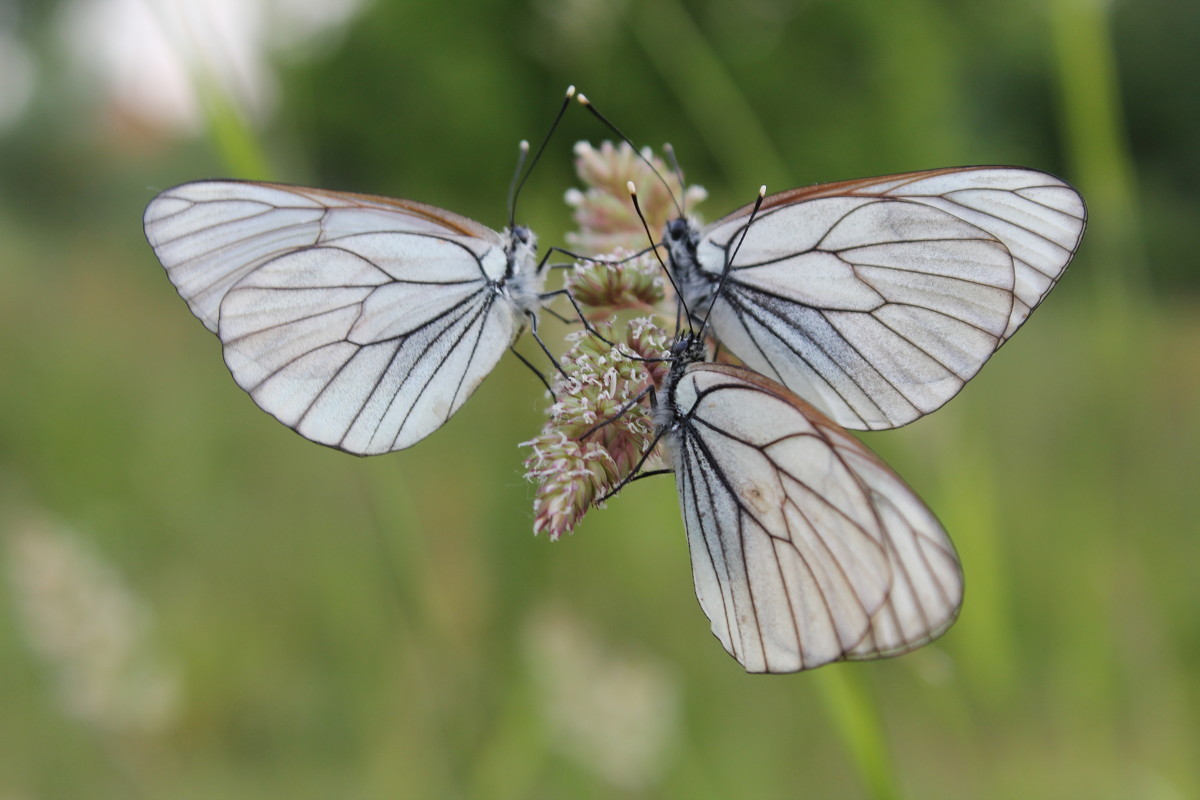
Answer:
[
  {"left": 572, "top": 93, "right": 700, "bottom": 333},
  {"left": 507, "top": 86, "right": 688, "bottom": 229},
  {"left": 506, "top": 85, "right": 579, "bottom": 229},
  {"left": 509, "top": 87, "right": 769, "bottom": 351},
  {"left": 574, "top": 93, "right": 768, "bottom": 346},
  {"left": 575, "top": 94, "right": 689, "bottom": 222},
  {"left": 629, "top": 182, "right": 766, "bottom": 346}
]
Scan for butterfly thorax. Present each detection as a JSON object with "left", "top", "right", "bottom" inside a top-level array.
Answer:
[
  {"left": 653, "top": 333, "right": 708, "bottom": 433},
  {"left": 662, "top": 219, "right": 716, "bottom": 326},
  {"left": 500, "top": 225, "right": 544, "bottom": 316}
]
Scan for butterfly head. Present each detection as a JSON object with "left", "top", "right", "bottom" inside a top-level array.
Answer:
[
  {"left": 510, "top": 224, "right": 534, "bottom": 246},
  {"left": 654, "top": 332, "right": 707, "bottom": 432},
  {"left": 670, "top": 332, "right": 706, "bottom": 362},
  {"left": 662, "top": 217, "right": 697, "bottom": 258}
]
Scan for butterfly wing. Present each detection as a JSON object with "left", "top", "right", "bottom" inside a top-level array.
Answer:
[
  {"left": 144, "top": 180, "right": 526, "bottom": 454},
  {"left": 686, "top": 167, "right": 1086, "bottom": 430},
  {"left": 664, "top": 362, "right": 962, "bottom": 673}
]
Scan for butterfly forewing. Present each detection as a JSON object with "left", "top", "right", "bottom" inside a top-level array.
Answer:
[
  {"left": 144, "top": 181, "right": 503, "bottom": 331},
  {"left": 144, "top": 180, "right": 536, "bottom": 455},
  {"left": 664, "top": 362, "right": 963, "bottom": 673},
  {"left": 679, "top": 167, "right": 1085, "bottom": 430}
]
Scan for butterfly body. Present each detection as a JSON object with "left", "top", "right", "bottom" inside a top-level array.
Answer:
[
  {"left": 662, "top": 217, "right": 714, "bottom": 310},
  {"left": 494, "top": 224, "right": 545, "bottom": 315}
]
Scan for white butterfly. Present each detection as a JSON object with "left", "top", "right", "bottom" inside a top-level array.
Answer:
[
  {"left": 663, "top": 167, "right": 1087, "bottom": 430},
  {"left": 653, "top": 334, "right": 962, "bottom": 673},
  {"left": 143, "top": 180, "right": 545, "bottom": 454},
  {"left": 562, "top": 106, "right": 1081, "bottom": 668}
]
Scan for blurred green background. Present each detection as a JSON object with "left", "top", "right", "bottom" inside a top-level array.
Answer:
[{"left": 1, "top": 0, "right": 1197, "bottom": 797}]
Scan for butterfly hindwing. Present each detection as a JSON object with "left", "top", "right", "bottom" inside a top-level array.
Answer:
[{"left": 664, "top": 361, "right": 963, "bottom": 673}]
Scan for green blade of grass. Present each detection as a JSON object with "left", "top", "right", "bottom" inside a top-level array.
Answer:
[{"left": 814, "top": 667, "right": 902, "bottom": 800}]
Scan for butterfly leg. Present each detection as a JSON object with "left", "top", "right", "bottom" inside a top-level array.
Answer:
[
  {"left": 579, "top": 384, "right": 657, "bottom": 443},
  {"left": 597, "top": 415, "right": 671, "bottom": 501},
  {"left": 508, "top": 345, "right": 556, "bottom": 400},
  {"left": 536, "top": 287, "right": 620, "bottom": 348},
  {"left": 524, "top": 309, "right": 569, "bottom": 379}
]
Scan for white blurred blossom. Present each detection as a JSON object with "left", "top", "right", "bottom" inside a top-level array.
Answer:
[
  {"left": 6, "top": 517, "right": 180, "bottom": 734},
  {"left": 523, "top": 606, "right": 680, "bottom": 790},
  {"left": 0, "top": 29, "right": 35, "bottom": 131},
  {"left": 55, "top": 0, "right": 365, "bottom": 133}
]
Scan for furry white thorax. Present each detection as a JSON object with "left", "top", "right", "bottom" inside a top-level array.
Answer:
[
  {"left": 501, "top": 225, "right": 545, "bottom": 317},
  {"left": 662, "top": 218, "right": 717, "bottom": 325}
]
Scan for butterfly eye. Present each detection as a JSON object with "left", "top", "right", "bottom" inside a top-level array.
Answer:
[
  {"left": 512, "top": 225, "right": 533, "bottom": 245},
  {"left": 669, "top": 337, "right": 692, "bottom": 357},
  {"left": 665, "top": 218, "right": 690, "bottom": 242}
]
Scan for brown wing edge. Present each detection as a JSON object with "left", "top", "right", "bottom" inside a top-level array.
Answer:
[
  {"left": 169, "top": 179, "right": 504, "bottom": 242},
  {"left": 685, "top": 361, "right": 964, "bottom": 667},
  {"left": 712, "top": 165, "right": 1071, "bottom": 224}
]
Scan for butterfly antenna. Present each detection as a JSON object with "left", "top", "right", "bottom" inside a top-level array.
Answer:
[
  {"left": 505, "top": 140, "right": 530, "bottom": 228},
  {"left": 626, "top": 181, "right": 695, "bottom": 333},
  {"left": 509, "top": 84, "right": 577, "bottom": 228},
  {"left": 662, "top": 143, "right": 688, "bottom": 216},
  {"left": 576, "top": 93, "right": 685, "bottom": 220},
  {"left": 696, "top": 185, "right": 766, "bottom": 343}
]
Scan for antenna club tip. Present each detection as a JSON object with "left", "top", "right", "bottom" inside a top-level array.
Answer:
[
  {"left": 758, "top": 184, "right": 767, "bottom": 197},
  {"left": 565, "top": 85, "right": 576, "bottom": 98},
  {"left": 576, "top": 93, "right": 590, "bottom": 106},
  {"left": 626, "top": 180, "right": 638, "bottom": 196}
]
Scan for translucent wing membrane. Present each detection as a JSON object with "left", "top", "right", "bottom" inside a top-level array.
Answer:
[
  {"left": 663, "top": 362, "right": 962, "bottom": 673},
  {"left": 144, "top": 180, "right": 537, "bottom": 454},
  {"left": 675, "top": 167, "right": 1086, "bottom": 430}
]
